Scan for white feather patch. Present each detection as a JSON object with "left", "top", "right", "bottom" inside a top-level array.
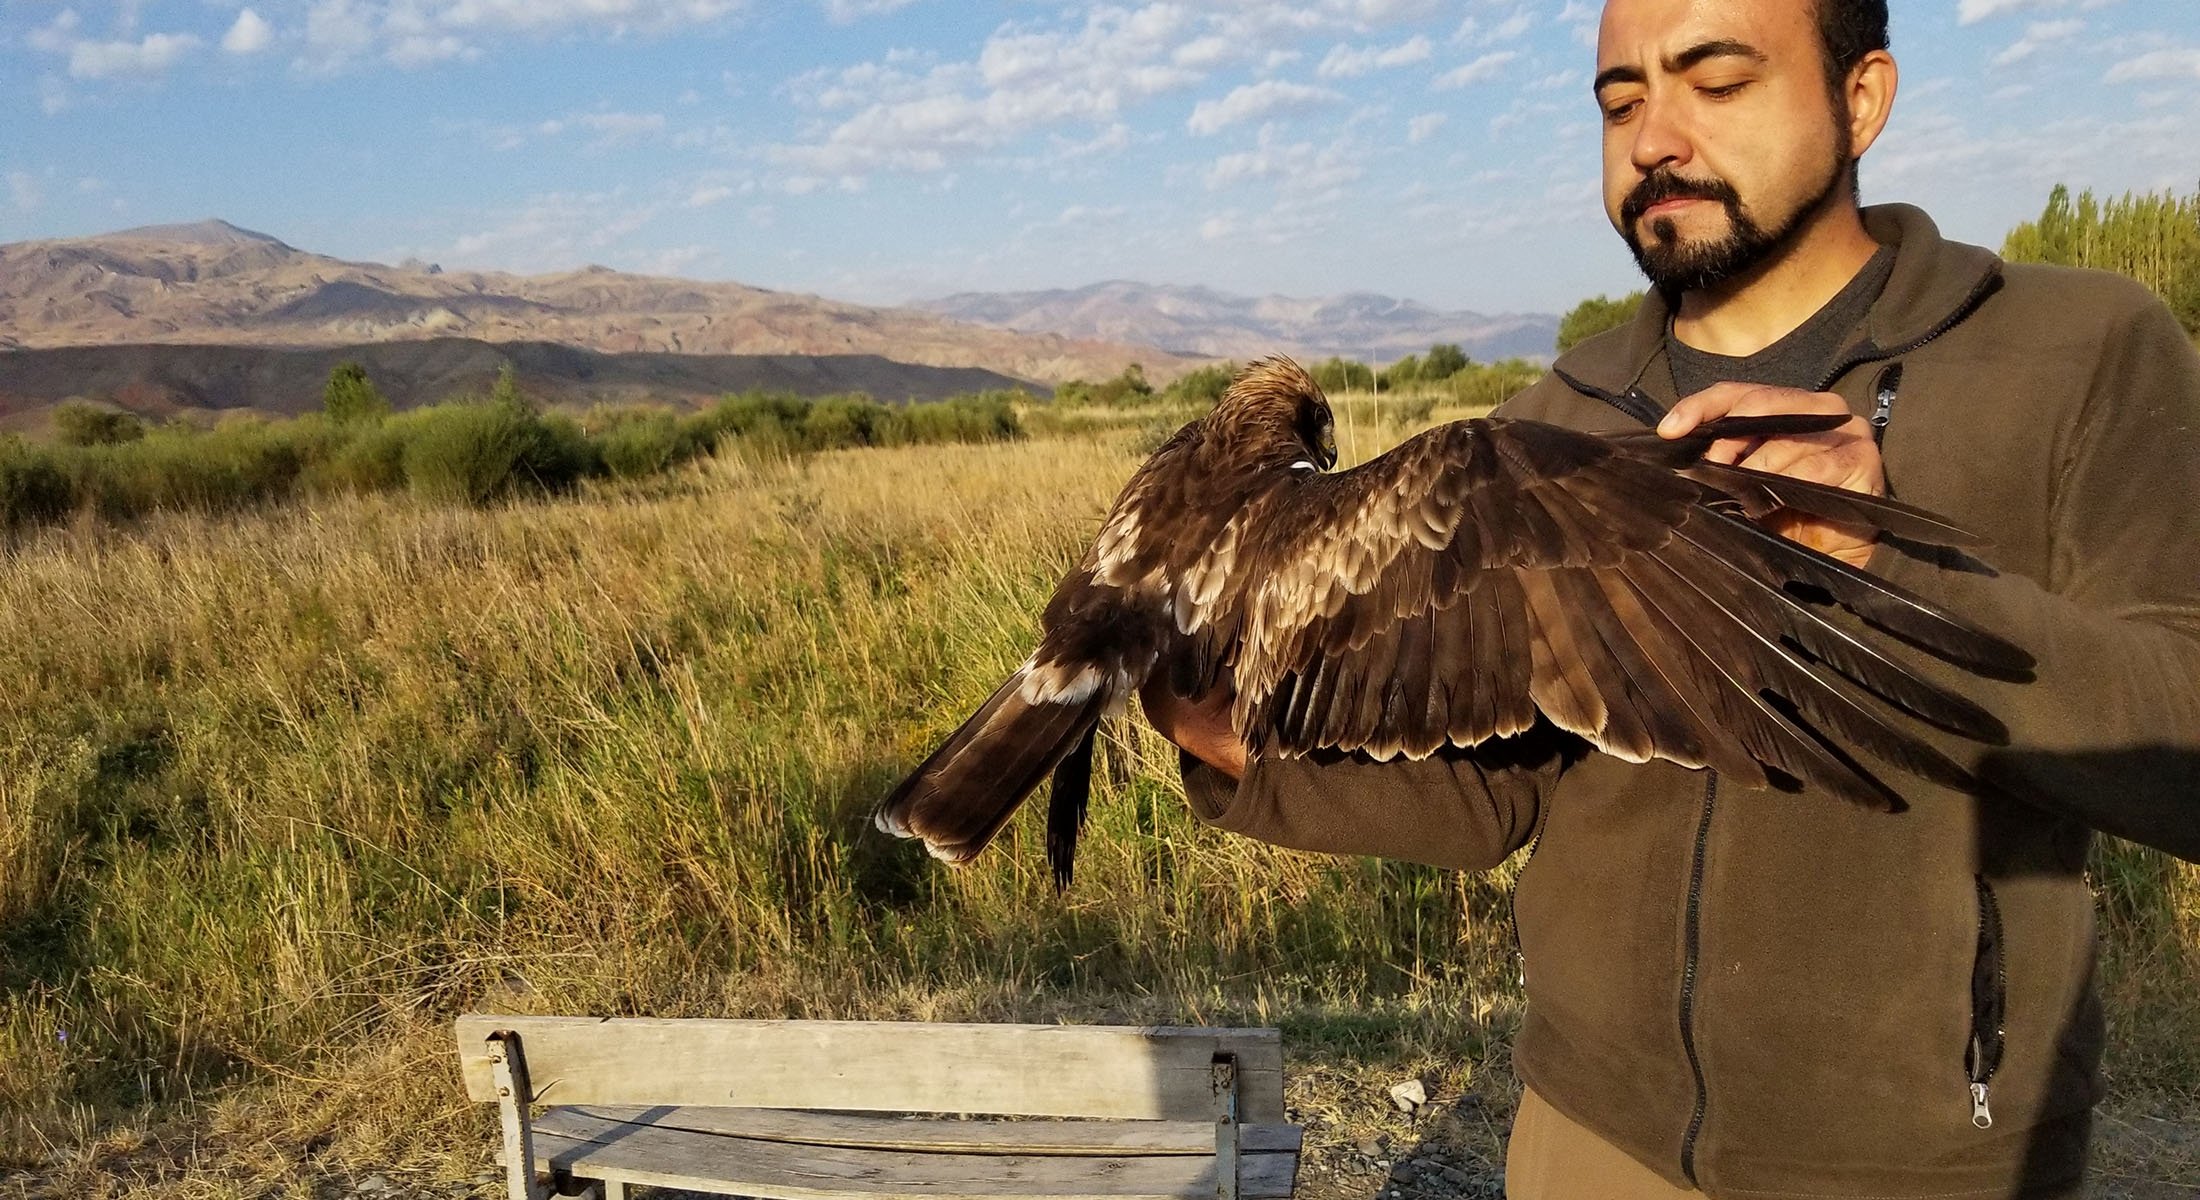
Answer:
[{"left": 1020, "top": 661, "right": 1105, "bottom": 705}]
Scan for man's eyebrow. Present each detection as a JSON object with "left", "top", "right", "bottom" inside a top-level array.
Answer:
[
  {"left": 1668, "top": 38, "right": 1768, "bottom": 73},
  {"left": 1593, "top": 39, "right": 1769, "bottom": 95}
]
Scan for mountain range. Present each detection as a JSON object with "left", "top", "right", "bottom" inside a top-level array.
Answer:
[
  {"left": 0, "top": 220, "right": 1562, "bottom": 423},
  {"left": 0, "top": 220, "right": 1184, "bottom": 386},
  {"left": 915, "top": 280, "right": 1558, "bottom": 365}
]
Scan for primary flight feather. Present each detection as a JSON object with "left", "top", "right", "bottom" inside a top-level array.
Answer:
[{"left": 875, "top": 356, "right": 2030, "bottom": 885}]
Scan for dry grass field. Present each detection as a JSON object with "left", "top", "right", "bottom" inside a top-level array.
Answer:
[{"left": 1, "top": 395, "right": 2195, "bottom": 1197}]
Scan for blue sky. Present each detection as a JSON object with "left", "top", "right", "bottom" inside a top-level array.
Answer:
[{"left": 3, "top": 1, "right": 2197, "bottom": 316}]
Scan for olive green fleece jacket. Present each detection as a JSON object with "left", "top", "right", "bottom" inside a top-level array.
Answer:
[{"left": 1180, "top": 205, "right": 2200, "bottom": 1198}]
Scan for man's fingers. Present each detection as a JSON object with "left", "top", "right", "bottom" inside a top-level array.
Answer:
[
  {"left": 1658, "top": 381, "right": 1760, "bottom": 437},
  {"left": 1659, "top": 382, "right": 1851, "bottom": 439}
]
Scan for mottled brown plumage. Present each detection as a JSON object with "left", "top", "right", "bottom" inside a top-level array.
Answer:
[{"left": 874, "top": 356, "right": 2030, "bottom": 885}]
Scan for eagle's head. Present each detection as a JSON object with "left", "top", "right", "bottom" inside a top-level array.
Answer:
[{"left": 1208, "top": 355, "right": 1338, "bottom": 471}]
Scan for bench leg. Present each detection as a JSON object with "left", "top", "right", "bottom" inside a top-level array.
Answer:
[
  {"left": 487, "top": 1032, "right": 547, "bottom": 1200},
  {"left": 1212, "top": 1056, "right": 1240, "bottom": 1200},
  {"left": 602, "top": 1181, "right": 627, "bottom": 1200}
]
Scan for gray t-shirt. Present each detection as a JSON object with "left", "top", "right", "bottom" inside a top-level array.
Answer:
[{"left": 1665, "top": 245, "right": 1895, "bottom": 398}]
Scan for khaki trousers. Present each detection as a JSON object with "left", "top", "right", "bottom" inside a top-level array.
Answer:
[{"left": 1505, "top": 1087, "right": 1700, "bottom": 1199}]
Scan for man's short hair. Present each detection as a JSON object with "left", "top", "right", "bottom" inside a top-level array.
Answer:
[{"left": 1814, "top": 0, "right": 1889, "bottom": 88}]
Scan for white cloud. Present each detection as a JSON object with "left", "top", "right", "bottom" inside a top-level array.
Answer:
[
  {"left": 774, "top": 4, "right": 1205, "bottom": 176},
  {"left": 1204, "top": 126, "right": 1361, "bottom": 192},
  {"left": 1484, "top": 11, "right": 1534, "bottom": 43},
  {"left": 448, "top": 189, "right": 660, "bottom": 270},
  {"left": 1957, "top": 0, "right": 2105, "bottom": 26},
  {"left": 1187, "top": 80, "right": 1342, "bottom": 134},
  {"left": 26, "top": 9, "right": 80, "bottom": 54},
  {"left": 1407, "top": 111, "right": 1446, "bottom": 143},
  {"left": 1433, "top": 50, "right": 1518, "bottom": 89},
  {"left": 68, "top": 32, "right": 203, "bottom": 80},
  {"left": 295, "top": 0, "right": 751, "bottom": 71},
  {"left": 223, "top": 9, "right": 274, "bottom": 55},
  {"left": 2106, "top": 47, "right": 2200, "bottom": 82},
  {"left": 1316, "top": 34, "right": 1431, "bottom": 79},
  {"left": 1990, "top": 19, "right": 2083, "bottom": 66}
]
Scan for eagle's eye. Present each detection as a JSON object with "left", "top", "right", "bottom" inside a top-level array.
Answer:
[{"left": 1317, "top": 419, "right": 1338, "bottom": 469}]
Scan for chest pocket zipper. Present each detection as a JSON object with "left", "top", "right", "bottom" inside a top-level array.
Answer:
[{"left": 1968, "top": 875, "right": 2008, "bottom": 1129}]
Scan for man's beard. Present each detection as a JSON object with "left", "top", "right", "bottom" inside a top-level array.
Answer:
[{"left": 1620, "top": 148, "right": 1851, "bottom": 296}]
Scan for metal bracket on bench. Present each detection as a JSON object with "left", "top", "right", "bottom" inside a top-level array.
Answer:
[
  {"left": 1211, "top": 1054, "right": 1240, "bottom": 1200},
  {"left": 487, "top": 1031, "right": 548, "bottom": 1200}
]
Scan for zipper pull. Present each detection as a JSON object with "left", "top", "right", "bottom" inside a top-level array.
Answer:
[
  {"left": 1868, "top": 362, "right": 1904, "bottom": 442},
  {"left": 1969, "top": 1082, "right": 1993, "bottom": 1129}
]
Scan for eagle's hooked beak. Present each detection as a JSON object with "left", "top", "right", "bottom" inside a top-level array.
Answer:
[{"left": 1318, "top": 422, "right": 1339, "bottom": 470}]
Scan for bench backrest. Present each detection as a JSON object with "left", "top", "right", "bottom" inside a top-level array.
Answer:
[{"left": 454, "top": 1015, "right": 1286, "bottom": 1123}]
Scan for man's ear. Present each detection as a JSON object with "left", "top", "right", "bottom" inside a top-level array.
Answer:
[{"left": 1844, "top": 49, "right": 1898, "bottom": 159}]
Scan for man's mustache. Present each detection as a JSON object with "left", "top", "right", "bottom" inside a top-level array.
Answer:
[{"left": 1621, "top": 170, "right": 1743, "bottom": 227}]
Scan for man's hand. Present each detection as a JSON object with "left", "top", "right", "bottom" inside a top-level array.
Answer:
[
  {"left": 1658, "top": 381, "right": 1886, "bottom": 569},
  {"left": 1139, "top": 678, "right": 1247, "bottom": 782}
]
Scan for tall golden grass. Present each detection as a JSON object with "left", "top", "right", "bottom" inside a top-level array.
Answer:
[{"left": 1, "top": 397, "right": 2193, "bottom": 1185}]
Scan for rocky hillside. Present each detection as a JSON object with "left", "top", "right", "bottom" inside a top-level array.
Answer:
[
  {"left": 0, "top": 339, "right": 1036, "bottom": 429},
  {"left": 0, "top": 221, "right": 1199, "bottom": 386},
  {"left": 916, "top": 280, "right": 1558, "bottom": 365}
]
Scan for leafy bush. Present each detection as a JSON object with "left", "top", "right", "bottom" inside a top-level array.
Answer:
[
  {"left": 8, "top": 383, "right": 1028, "bottom": 533},
  {"left": 1311, "top": 357, "right": 1376, "bottom": 393},
  {"left": 598, "top": 411, "right": 692, "bottom": 480},
  {"left": 396, "top": 403, "right": 538, "bottom": 505},
  {"left": 1162, "top": 363, "right": 1236, "bottom": 408},
  {"left": 1557, "top": 292, "right": 1646, "bottom": 354},
  {"left": 1055, "top": 365, "right": 1155, "bottom": 407},
  {"left": 322, "top": 361, "right": 390, "bottom": 425},
  {"left": 0, "top": 437, "right": 69, "bottom": 532},
  {"left": 305, "top": 422, "right": 408, "bottom": 494},
  {"left": 52, "top": 401, "right": 146, "bottom": 447}
]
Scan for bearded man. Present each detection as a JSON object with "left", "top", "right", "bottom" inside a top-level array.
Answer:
[{"left": 1144, "top": 0, "right": 2200, "bottom": 1196}]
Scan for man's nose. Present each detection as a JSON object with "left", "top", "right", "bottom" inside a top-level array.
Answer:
[{"left": 1628, "top": 96, "right": 1692, "bottom": 173}]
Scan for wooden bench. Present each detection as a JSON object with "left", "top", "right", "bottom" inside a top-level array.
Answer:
[{"left": 454, "top": 1015, "right": 1301, "bottom": 1200}]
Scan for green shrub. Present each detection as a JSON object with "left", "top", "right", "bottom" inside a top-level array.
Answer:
[
  {"left": 306, "top": 422, "right": 408, "bottom": 494},
  {"left": 396, "top": 403, "right": 537, "bottom": 506},
  {"left": 1557, "top": 293, "right": 1646, "bottom": 353},
  {"left": 52, "top": 401, "right": 145, "bottom": 447},
  {"left": 1162, "top": 363, "right": 1235, "bottom": 408},
  {"left": 598, "top": 412, "right": 688, "bottom": 480},
  {"left": 0, "top": 437, "right": 70, "bottom": 533},
  {"left": 322, "top": 361, "right": 390, "bottom": 425}
]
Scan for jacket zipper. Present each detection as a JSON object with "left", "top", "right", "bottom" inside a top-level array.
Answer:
[
  {"left": 1867, "top": 362, "right": 1903, "bottom": 445},
  {"left": 1678, "top": 771, "right": 1718, "bottom": 1185},
  {"left": 1967, "top": 876, "right": 2008, "bottom": 1129},
  {"left": 1507, "top": 831, "right": 1542, "bottom": 984}
]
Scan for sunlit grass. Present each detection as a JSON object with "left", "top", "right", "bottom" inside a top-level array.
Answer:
[{"left": 1, "top": 400, "right": 2192, "bottom": 1192}]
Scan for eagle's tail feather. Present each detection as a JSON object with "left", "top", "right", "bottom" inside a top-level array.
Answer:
[
  {"left": 874, "top": 666, "right": 1108, "bottom": 867},
  {"left": 1046, "top": 724, "right": 1098, "bottom": 891}
]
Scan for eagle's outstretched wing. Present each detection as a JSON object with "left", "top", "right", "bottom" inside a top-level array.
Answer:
[{"left": 1228, "top": 414, "right": 2031, "bottom": 809}]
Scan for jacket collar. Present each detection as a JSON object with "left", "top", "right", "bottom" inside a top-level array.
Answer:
[{"left": 1551, "top": 203, "right": 2004, "bottom": 412}]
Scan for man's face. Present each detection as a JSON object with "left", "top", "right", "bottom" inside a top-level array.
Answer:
[{"left": 1595, "top": 0, "right": 1852, "bottom": 294}]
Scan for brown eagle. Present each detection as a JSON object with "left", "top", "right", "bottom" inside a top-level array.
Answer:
[{"left": 875, "top": 357, "right": 2028, "bottom": 885}]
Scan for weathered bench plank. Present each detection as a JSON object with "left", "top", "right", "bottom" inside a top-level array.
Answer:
[
  {"left": 455, "top": 1017, "right": 1286, "bottom": 1124},
  {"left": 537, "top": 1106, "right": 1304, "bottom": 1157},
  {"left": 525, "top": 1107, "right": 1299, "bottom": 1200}
]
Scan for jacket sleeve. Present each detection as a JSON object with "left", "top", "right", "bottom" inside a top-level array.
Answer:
[
  {"left": 1178, "top": 742, "right": 1553, "bottom": 872},
  {"left": 1877, "top": 294, "right": 2200, "bottom": 862}
]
